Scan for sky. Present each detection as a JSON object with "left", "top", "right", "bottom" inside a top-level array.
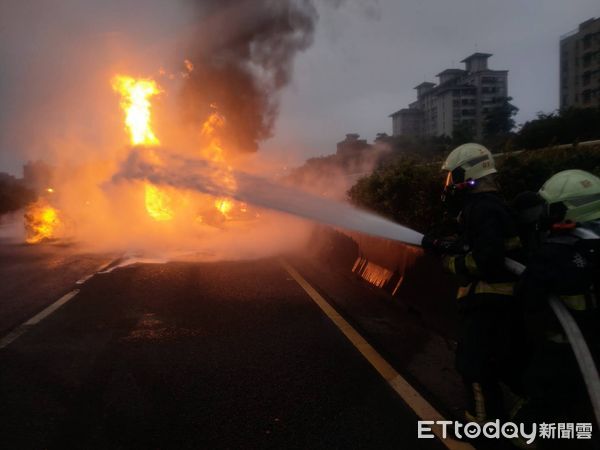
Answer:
[
  {"left": 262, "top": 0, "right": 600, "bottom": 163},
  {"left": 0, "top": 0, "right": 599, "bottom": 175}
]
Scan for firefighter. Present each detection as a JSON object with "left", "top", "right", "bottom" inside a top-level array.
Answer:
[
  {"left": 514, "top": 170, "right": 600, "bottom": 435},
  {"left": 422, "top": 143, "right": 525, "bottom": 423}
]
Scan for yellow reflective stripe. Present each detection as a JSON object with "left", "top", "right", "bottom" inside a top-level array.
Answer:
[
  {"left": 474, "top": 281, "right": 514, "bottom": 296},
  {"left": 504, "top": 236, "right": 522, "bottom": 251},
  {"left": 445, "top": 256, "right": 456, "bottom": 274},
  {"left": 457, "top": 282, "right": 514, "bottom": 299},
  {"left": 464, "top": 253, "right": 479, "bottom": 275},
  {"left": 457, "top": 284, "right": 471, "bottom": 299},
  {"left": 560, "top": 294, "right": 587, "bottom": 311}
]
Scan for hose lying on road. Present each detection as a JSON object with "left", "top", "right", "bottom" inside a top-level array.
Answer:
[{"left": 504, "top": 258, "right": 600, "bottom": 430}]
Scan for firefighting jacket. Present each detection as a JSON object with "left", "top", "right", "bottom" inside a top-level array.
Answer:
[
  {"left": 516, "top": 225, "right": 599, "bottom": 344},
  {"left": 517, "top": 228, "right": 599, "bottom": 313},
  {"left": 443, "top": 192, "right": 522, "bottom": 302}
]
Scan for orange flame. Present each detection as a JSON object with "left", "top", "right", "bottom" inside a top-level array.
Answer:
[
  {"left": 112, "top": 74, "right": 176, "bottom": 222},
  {"left": 145, "top": 184, "right": 174, "bottom": 222},
  {"left": 25, "top": 200, "right": 62, "bottom": 244},
  {"left": 200, "top": 110, "right": 237, "bottom": 194},
  {"left": 214, "top": 198, "right": 234, "bottom": 218},
  {"left": 110, "top": 72, "right": 244, "bottom": 227},
  {"left": 112, "top": 75, "right": 161, "bottom": 147}
]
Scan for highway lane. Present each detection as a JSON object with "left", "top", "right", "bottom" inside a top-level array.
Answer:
[
  {"left": 0, "top": 257, "right": 447, "bottom": 449},
  {"left": 0, "top": 240, "right": 116, "bottom": 336}
]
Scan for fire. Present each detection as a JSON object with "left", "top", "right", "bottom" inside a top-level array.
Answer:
[
  {"left": 201, "top": 110, "right": 226, "bottom": 161},
  {"left": 201, "top": 109, "right": 237, "bottom": 193},
  {"left": 26, "top": 68, "right": 251, "bottom": 244},
  {"left": 112, "top": 75, "right": 176, "bottom": 222},
  {"left": 25, "top": 200, "right": 62, "bottom": 244},
  {"left": 112, "top": 75, "right": 161, "bottom": 146},
  {"left": 145, "top": 184, "right": 174, "bottom": 222},
  {"left": 215, "top": 198, "right": 234, "bottom": 217}
]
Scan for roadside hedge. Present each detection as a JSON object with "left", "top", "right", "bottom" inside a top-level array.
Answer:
[
  {"left": 348, "top": 144, "right": 600, "bottom": 233},
  {"left": 0, "top": 176, "right": 35, "bottom": 216}
]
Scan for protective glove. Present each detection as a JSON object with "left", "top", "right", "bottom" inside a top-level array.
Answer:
[{"left": 421, "top": 234, "right": 465, "bottom": 255}]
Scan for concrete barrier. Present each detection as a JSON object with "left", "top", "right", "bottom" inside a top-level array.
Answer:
[{"left": 311, "top": 226, "right": 460, "bottom": 339}]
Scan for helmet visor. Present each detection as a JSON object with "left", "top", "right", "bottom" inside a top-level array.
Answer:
[{"left": 447, "top": 167, "right": 466, "bottom": 185}]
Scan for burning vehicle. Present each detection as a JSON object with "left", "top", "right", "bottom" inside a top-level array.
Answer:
[{"left": 23, "top": 70, "right": 258, "bottom": 249}]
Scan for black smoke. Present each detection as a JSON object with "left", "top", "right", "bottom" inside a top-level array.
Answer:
[{"left": 182, "top": 0, "right": 319, "bottom": 154}]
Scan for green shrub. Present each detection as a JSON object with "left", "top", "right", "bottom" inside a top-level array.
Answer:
[
  {"left": 348, "top": 144, "right": 600, "bottom": 233},
  {"left": 0, "top": 175, "right": 35, "bottom": 215},
  {"left": 348, "top": 159, "right": 445, "bottom": 232},
  {"left": 515, "top": 107, "right": 600, "bottom": 150}
]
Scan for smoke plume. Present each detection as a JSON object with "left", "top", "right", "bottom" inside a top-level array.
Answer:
[{"left": 181, "top": 0, "right": 319, "bottom": 154}]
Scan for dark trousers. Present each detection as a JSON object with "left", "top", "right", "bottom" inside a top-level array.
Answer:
[{"left": 456, "top": 294, "right": 528, "bottom": 421}]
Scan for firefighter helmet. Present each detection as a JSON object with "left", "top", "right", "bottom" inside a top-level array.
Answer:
[
  {"left": 442, "top": 143, "right": 497, "bottom": 185},
  {"left": 538, "top": 169, "right": 600, "bottom": 223}
]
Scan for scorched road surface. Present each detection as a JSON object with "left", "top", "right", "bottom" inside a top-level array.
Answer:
[{"left": 0, "top": 258, "right": 444, "bottom": 450}]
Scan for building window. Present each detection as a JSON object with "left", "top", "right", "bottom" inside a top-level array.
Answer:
[{"left": 481, "top": 87, "right": 498, "bottom": 94}]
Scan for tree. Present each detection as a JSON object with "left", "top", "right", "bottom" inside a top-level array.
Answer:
[
  {"left": 452, "top": 120, "right": 475, "bottom": 145},
  {"left": 0, "top": 173, "right": 36, "bottom": 215},
  {"left": 515, "top": 107, "right": 600, "bottom": 150},
  {"left": 483, "top": 96, "right": 518, "bottom": 138}
]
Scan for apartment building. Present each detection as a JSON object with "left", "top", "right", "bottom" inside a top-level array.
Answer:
[
  {"left": 560, "top": 17, "right": 600, "bottom": 109},
  {"left": 390, "top": 53, "right": 508, "bottom": 139}
]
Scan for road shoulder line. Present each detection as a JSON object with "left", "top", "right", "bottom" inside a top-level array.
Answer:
[
  {"left": 0, "top": 289, "right": 79, "bottom": 349},
  {"left": 280, "top": 259, "right": 473, "bottom": 450},
  {"left": 0, "top": 256, "right": 120, "bottom": 350}
]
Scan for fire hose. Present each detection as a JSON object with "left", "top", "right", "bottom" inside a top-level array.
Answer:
[
  {"left": 503, "top": 257, "right": 600, "bottom": 430},
  {"left": 407, "top": 231, "right": 599, "bottom": 427}
]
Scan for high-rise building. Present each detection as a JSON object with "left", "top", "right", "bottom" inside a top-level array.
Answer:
[
  {"left": 390, "top": 53, "right": 508, "bottom": 139},
  {"left": 560, "top": 18, "right": 600, "bottom": 109}
]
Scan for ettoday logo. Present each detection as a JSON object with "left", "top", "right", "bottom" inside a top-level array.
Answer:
[{"left": 418, "top": 420, "right": 593, "bottom": 444}]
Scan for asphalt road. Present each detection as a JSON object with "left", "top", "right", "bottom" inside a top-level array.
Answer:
[
  {"left": 0, "top": 246, "right": 447, "bottom": 449},
  {"left": 0, "top": 241, "right": 115, "bottom": 336}
]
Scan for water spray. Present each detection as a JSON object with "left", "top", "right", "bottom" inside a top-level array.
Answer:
[
  {"left": 114, "top": 149, "right": 425, "bottom": 246},
  {"left": 116, "top": 150, "right": 598, "bottom": 427}
]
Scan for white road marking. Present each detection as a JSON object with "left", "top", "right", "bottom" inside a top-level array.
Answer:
[
  {"left": 24, "top": 290, "right": 80, "bottom": 325},
  {"left": 0, "top": 290, "right": 79, "bottom": 349},
  {"left": 0, "top": 256, "right": 121, "bottom": 350},
  {"left": 281, "top": 259, "right": 474, "bottom": 450}
]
